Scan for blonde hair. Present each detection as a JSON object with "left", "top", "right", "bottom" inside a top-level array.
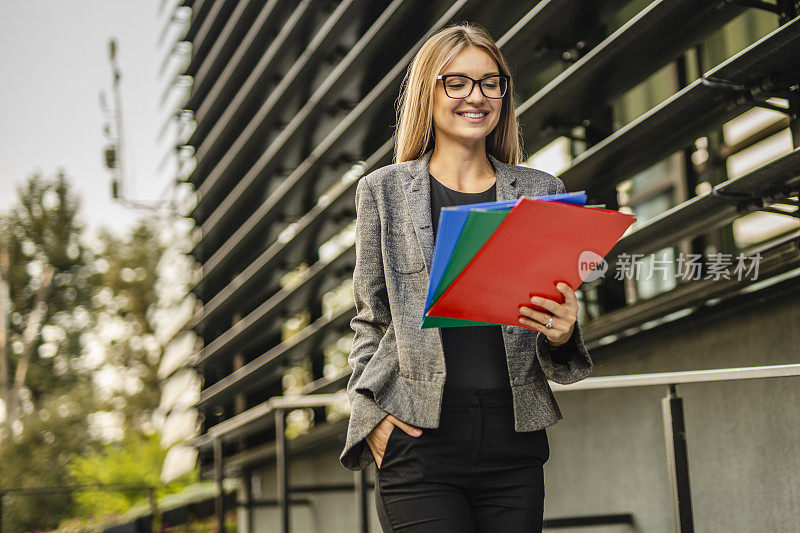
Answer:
[{"left": 393, "top": 22, "right": 523, "bottom": 164}]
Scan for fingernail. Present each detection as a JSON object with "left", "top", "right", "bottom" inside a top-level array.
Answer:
[{"left": 413, "top": 430, "right": 421, "bottom": 436}]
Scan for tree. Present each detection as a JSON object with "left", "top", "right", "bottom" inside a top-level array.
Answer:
[
  {"left": 87, "top": 221, "right": 166, "bottom": 435},
  {"left": 0, "top": 171, "right": 101, "bottom": 430},
  {"left": 0, "top": 170, "right": 102, "bottom": 531}
]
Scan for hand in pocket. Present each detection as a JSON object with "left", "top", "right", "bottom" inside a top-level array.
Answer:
[{"left": 366, "top": 414, "right": 422, "bottom": 468}]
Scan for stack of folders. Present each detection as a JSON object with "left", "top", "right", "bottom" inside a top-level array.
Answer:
[{"left": 421, "top": 190, "right": 636, "bottom": 329}]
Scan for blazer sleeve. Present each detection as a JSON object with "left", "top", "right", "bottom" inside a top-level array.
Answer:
[
  {"left": 339, "top": 177, "right": 391, "bottom": 471},
  {"left": 532, "top": 174, "right": 594, "bottom": 384}
]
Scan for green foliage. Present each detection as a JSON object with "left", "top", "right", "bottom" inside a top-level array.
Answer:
[
  {"left": 67, "top": 430, "right": 197, "bottom": 518},
  {"left": 0, "top": 386, "right": 101, "bottom": 530}
]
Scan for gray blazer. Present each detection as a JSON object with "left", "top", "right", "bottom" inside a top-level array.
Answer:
[{"left": 339, "top": 148, "right": 593, "bottom": 471}]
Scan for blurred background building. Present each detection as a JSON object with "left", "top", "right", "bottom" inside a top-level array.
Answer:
[{"left": 161, "top": 0, "right": 800, "bottom": 531}]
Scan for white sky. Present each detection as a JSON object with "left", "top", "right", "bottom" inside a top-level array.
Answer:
[{"left": 0, "top": 0, "right": 183, "bottom": 239}]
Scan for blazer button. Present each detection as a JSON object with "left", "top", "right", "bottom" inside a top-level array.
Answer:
[{"left": 505, "top": 325, "right": 514, "bottom": 333}]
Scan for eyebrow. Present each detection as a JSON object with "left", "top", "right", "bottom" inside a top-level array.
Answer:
[{"left": 443, "top": 71, "right": 500, "bottom": 77}]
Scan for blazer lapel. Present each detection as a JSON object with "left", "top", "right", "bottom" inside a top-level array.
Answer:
[{"left": 403, "top": 149, "right": 519, "bottom": 276}]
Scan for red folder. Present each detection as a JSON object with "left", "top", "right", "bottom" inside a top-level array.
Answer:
[{"left": 426, "top": 196, "right": 636, "bottom": 327}]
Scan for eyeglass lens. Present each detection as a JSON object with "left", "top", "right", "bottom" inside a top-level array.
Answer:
[{"left": 443, "top": 75, "right": 507, "bottom": 99}]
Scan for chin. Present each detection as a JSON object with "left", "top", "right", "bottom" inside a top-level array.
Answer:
[{"left": 455, "top": 128, "right": 493, "bottom": 141}]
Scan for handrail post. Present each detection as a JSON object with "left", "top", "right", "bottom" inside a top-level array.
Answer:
[
  {"left": 276, "top": 407, "right": 289, "bottom": 533},
  {"left": 662, "top": 384, "right": 694, "bottom": 532},
  {"left": 242, "top": 468, "right": 253, "bottom": 533},
  {"left": 213, "top": 438, "right": 225, "bottom": 532},
  {"left": 354, "top": 468, "right": 369, "bottom": 532}
]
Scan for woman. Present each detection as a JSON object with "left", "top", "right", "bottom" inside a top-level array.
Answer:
[{"left": 339, "top": 22, "right": 593, "bottom": 532}]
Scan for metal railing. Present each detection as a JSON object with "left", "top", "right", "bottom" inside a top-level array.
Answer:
[
  {"left": 550, "top": 363, "right": 800, "bottom": 532},
  {"left": 209, "top": 363, "right": 800, "bottom": 533}
]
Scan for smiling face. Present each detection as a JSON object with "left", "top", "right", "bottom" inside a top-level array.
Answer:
[{"left": 432, "top": 45, "right": 504, "bottom": 149}]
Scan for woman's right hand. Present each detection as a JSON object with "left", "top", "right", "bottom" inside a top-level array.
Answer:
[{"left": 366, "top": 414, "right": 422, "bottom": 468}]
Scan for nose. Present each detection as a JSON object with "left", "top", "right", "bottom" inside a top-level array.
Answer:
[{"left": 465, "top": 81, "right": 485, "bottom": 103}]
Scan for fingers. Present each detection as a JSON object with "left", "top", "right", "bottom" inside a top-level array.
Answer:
[
  {"left": 556, "top": 282, "right": 579, "bottom": 309},
  {"left": 371, "top": 415, "right": 423, "bottom": 469},
  {"left": 518, "top": 315, "right": 573, "bottom": 346},
  {"left": 366, "top": 420, "right": 390, "bottom": 468},
  {"left": 365, "top": 433, "right": 380, "bottom": 466},
  {"left": 517, "top": 316, "right": 547, "bottom": 333},
  {"left": 528, "top": 294, "right": 559, "bottom": 314},
  {"left": 371, "top": 445, "right": 381, "bottom": 468},
  {"left": 518, "top": 291, "right": 574, "bottom": 343},
  {"left": 518, "top": 314, "right": 564, "bottom": 340},
  {"left": 518, "top": 305, "right": 556, "bottom": 326},
  {"left": 385, "top": 414, "right": 422, "bottom": 436},
  {"left": 528, "top": 283, "right": 578, "bottom": 318}
]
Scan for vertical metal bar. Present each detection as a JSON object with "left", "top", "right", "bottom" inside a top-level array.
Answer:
[
  {"left": 214, "top": 438, "right": 225, "bottom": 532},
  {"left": 148, "top": 487, "right": 158, "bottom": 532},
  {"left": 662, "top": 384, "right": 695, "bottom": 533},
  {"left": 0, "top": 491, "right": 4, "bottom": 533},
  {"left": 354, "top": 468, "right": 369, "bottom": 533},
  {"left": 242, "top": 468, "right": 253, "bottom": 533},
  {"left": 276, "top": 408, "right": 289, "bottom": 533}
]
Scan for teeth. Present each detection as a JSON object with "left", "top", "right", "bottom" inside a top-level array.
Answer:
[{"left": 459, "top": 112, "right": 486, "bottom": 118}]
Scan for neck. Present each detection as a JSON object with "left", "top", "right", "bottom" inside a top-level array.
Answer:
[{"left": 429, "top": 137, "right": 496, "bottom": 191}]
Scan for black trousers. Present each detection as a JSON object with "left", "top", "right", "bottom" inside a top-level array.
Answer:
[{"left": 374, "top": 386, "right": 550, "bottom": 532}]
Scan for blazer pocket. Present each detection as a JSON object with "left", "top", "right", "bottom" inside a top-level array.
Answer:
[{"left": 386, "top": 224, "right": 425, "bottom": 274}]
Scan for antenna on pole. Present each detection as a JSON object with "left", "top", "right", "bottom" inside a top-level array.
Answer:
[{"left": 100, "top": 37, "right": 177, "bottom": 214}]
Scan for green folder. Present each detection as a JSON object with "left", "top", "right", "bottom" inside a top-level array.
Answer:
[{"left": 421, "top": 208, "right": 511, "bottom": 328}]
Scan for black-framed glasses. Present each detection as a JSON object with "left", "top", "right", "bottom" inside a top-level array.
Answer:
[{"left": 436, "top": 74, "right": 509, "bottom": 99}]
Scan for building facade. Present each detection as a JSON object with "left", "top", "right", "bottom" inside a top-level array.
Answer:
[{"left": 170, "top": 1, "right": 800, "bottom": 531}]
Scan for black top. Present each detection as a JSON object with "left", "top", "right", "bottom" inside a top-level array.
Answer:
[
  {"left": 429, "top": 173, "right": 510, "bottom": 390},
  {"left": 429, "top": 173, "right": 573, "bottom": 392}
]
